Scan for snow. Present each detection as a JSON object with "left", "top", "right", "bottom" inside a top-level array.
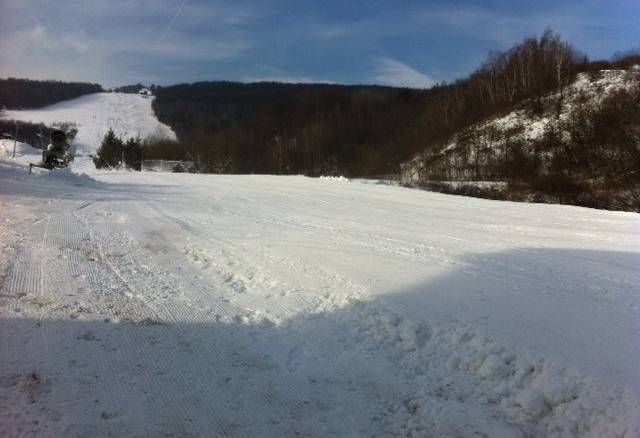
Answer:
[
  {"left": 401, "top": 68, "right": 640, "bottom": 184},
  {"left": 423, "top": 180, "right": 508, "bottom": 189},
  {"left": 1, "top": 93, "right": 640, "bottom": 437},
  {"left": 486, "top": 70, "right": 638, "bottom": 144},
  {"left": 319, "top": 175, "right": 350, "bottom": 182},
  {"left": 3, "top": 92, "right": 176, "bottom": 173},
  {"left": 0, "top": 139, "right": 41, "bottom": 167}
]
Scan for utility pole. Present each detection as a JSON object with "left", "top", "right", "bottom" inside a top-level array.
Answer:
[{"left": 12, "top": 120, "right": 17, "bottom": 159}]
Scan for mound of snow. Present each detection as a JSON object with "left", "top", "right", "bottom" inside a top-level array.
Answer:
[
  {"left": 0, "top": 139, "right": 41, "bottom": 167},
  {"left": 359, "top": 304, "right": 640, "bottom": 437},
  {"left": 319, "top": 175, "right": 350, "bottom": 182}
]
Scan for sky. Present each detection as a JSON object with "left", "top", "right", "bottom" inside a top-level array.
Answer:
[{"left": 1, "top": 0, "right": 638, "bottom": 88}]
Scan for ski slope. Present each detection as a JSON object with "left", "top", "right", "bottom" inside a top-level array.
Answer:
[
  {"left": 1, "top": 94, "right": 640, "bottom": 437},
  {"left": 3, "top": 92, "right": 176, "bottom": 172}
]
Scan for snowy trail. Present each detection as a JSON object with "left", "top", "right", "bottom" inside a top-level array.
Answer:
[{"left": 1, "top": 94, "right": 639, "bottom": 437}]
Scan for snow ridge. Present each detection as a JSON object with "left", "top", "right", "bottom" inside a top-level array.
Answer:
[{"left": 357, "top": 303, "right": 639, "bottom": 437}]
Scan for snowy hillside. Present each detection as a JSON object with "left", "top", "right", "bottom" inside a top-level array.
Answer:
[
  {"left": 1, "top": 93, "right": 640, "bottom": 437},
  {"left": 401, "top": 68, "right": 640, "bottom": 208},
  {"left": 482, "top": 69, "right": 638, "bottom": 145},
  {"left": 3, "top": 92, "right": 176, "bottom": 172}
]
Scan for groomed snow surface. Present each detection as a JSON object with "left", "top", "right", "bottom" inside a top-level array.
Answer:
[{"left": 1, "top": 93, "right": 639, "bottom": 437}]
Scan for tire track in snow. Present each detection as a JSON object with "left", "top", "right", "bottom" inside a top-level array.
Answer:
[
  {"left": 2, "top": 202, "right": 241, "bottom": 437},
  {"left": 75, "top": 201, "right": 325, "bottom": 437},
  {"left": 149, "top": 199, "right": 368, "bottom": 313},
  {"left": 71, "top": 204, "right": 247, "bottom": 437},
  {"left": 208, "top": 194, "right": 469, "bottom": 277},
  {"left": 146, "top": 200, "right": 310, "bottom": 319},
  {"left": 141, "top": 200, "right": 400, "bottom": 426},
  {"left": 92, "top": 200, "right": 359, "bottom": 435},
  {"left": 137, "top": 201, "right": 324, "bottom": 432}
]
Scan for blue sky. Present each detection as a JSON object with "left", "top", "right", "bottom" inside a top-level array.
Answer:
[{"left": 1, "top": 0, "right": 638, "bottom": 88}]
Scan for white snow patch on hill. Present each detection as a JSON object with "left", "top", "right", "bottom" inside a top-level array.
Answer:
[
  {"left": 402, "top": 69, "right": 639, "bottom": 184},
  {"left": 484, "top": 69, "right": 637, "bottom": 144}
]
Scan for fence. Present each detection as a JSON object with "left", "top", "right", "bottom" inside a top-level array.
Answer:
[{"left": 141, "top": 160, "right": 196, "bottom": 173}]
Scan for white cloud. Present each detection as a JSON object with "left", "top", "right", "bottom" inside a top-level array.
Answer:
[
  {"left": 416, "top": 5, "right": 605, "bottom": 49},
  {"left": 241, "top": 75, "right": 335, "bottom": 84},
  {"left": 309, "top": 23, "right": 355, "bottom": 40},
  {"left": 371, "top": 58, "right": 435, "bottom": 89},
  {"left": 0, "top": 0, "right": 263, "bottom": 86}
]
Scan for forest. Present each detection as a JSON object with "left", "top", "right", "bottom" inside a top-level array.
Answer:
[
  {"left": 148, "top": 30, "right": 588, "bottom": 176},
  {"left": 0, "top": 78, "right": 103, "bottom": 109}
]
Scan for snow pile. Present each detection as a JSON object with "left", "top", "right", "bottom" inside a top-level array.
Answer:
[
  {"left": 0, "top": 139, "right": 41, "bottom": 167},
  {"left": 358, "top": 304, "right": 640, "bottom": 437},
  {"left": 32, "top": 167, "right": 101, "bottom": 187},
  {"left": 0, "top": 141, "right": 105, "bottom": 192},
  {"left": 319, "top": 175, "right": 350, "bottom": 182}
]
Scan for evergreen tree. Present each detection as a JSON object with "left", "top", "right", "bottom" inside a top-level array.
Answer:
[
  {"left": 124, "top": 137, "right": 142, "bottom": 170},
  {"left": 93, "top": 129, "right": 124, "bottom": 169}
]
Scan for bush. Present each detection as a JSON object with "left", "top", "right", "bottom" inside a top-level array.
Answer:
[{"left": 93, "top": 130, "right": 142, "bottom": 170}]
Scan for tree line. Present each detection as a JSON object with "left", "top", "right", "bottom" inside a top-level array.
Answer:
[
  {"left": 147, "top": 31, "right": 591, "bottom": 177},
  {"left": 0, "top": 78, "right": 103, "bottom": 109}
]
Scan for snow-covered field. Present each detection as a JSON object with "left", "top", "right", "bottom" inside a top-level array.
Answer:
[{"left": 1, "top": 93, "right": 639, "bottom": 437}]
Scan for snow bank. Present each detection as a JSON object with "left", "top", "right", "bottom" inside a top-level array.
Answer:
[
  {"left": 0, "top": 142, "right": 103, "bottom": 189},
  {"left": 0, "top": 139, "right": 41, "bottom": 167},
  {"left": 423, "top": 180, "right": 508, "bottom": 189},
  {"left": 319, "top": 175, "right": 350, "bottom": 182},
  {"left": 357, "top": 303, "right": 640, "bottom": 437}
]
